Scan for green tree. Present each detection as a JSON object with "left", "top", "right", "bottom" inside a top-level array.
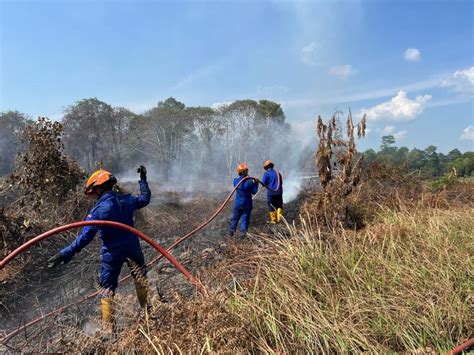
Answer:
[
  {"left": 407, "top": 148, "right": 426, "bottom": 172},
  {"left": 157, "top": 97, "right": 186, "bottom": 110},
  {"left": 257, "top": 99, "right": 286, "bottom": 124},
  {"left": 447, "top": 149, "right": 462, "bottom": 161},
  {"left": 380, "top": 135, "right": 395, "bottom": 150},
  {"left": 453, "top": 152, "right": 474, "bottom": 176},
  {"left": 364, "top": 149, "right": 377, "bottom": 164},
  {"left": 421, "top": 145, "right": 441, "bottom": 176}
]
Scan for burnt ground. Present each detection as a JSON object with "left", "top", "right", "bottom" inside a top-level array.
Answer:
[{"left": 0, "top": 182, "right": 306, "bottom": 352}]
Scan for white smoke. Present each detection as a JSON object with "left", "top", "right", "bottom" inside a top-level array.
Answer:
[{"left": 117, "top": 112, "right": 317, "bottom": 203}]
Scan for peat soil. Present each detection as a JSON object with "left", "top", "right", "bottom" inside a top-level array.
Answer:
[{"left": 0, "top": 181, "right": 305, "bottom": 352}]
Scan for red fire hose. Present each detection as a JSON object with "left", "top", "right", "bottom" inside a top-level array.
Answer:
[
  {"left": 0, "top": 220, "right": 202, "bottom": 290},
  {"left": 0, "top": 176, "right": 259, "bottom": 344},
  {"left": 447, "top": 338, "right": 474, "bottom": 354}
]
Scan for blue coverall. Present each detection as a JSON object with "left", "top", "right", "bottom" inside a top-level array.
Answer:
[
  {"left": 228, "top": 176, "right": 258, "bottom": 236},
  {"left": 60, "top": 180, "right": 151, "bottom": 293},
  {"left": 262, "top": 168, "right": 283, "bottom": 211}
]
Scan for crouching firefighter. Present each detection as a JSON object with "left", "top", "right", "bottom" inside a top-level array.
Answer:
[
  {"left": 47, "top": 166, "right": 151, "bottom": 334},
  {"left": 261, "top": 160, "right": 283, "bottom": 223},
  {"left": 227, "top": 163, "right": 258, "bottom": 238}
]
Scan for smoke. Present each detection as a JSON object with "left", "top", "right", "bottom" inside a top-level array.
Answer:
[{"left": 116, "top": 110, "right": 317, "bottom": 203}]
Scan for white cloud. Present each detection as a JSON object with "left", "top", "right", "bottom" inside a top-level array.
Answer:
[
  {"left": 441, "top": 66, "right": 474, "bottom": 95},
  {"left": 393, "top": 130, "right": 407, "bottom": 140},
  {"left": 301, "top": 42, "right": 319, "bottom": 66},
  {"left": 329, "top": 64, "right": 358, "bottom": 79},
  {"left": 404, "top": 48, "right": 421, "bottom": 62},
  {"left": 460, "top": 125, "right": 474, "bottom": 141},
  {"left": 383, "top": 125, "right": 396, "bottom": 134},
  {"left": 362, "top": 90, "right": 432, "bottom": 121}
]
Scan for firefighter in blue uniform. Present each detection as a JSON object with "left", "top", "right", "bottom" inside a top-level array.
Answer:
[
  {"left": 47, "top": 166, "right": 151, "bottom": 333},
  {"left": 261, "top": 160, "right": 283, "bottom": 223},
  {"left": 228, "top": 163, "right": 258, "bottom": 238}
]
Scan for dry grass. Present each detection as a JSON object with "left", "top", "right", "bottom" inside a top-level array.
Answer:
[
  {"left": 99, "top": 199, "right": 473, "bottom": 354},
  {"left": 229, "top": 208, "right": 473, "bottom": 353}
]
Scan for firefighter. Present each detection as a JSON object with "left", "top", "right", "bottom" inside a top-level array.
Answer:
[
  {"left": 47, "top": 166, "right": 151, "bottom": 333},
  {"left": 227, "top": 163, "right": 258, "bottom": 238},
  {"left": 261, "top": 160, "right": 283, "bottom": 223}
]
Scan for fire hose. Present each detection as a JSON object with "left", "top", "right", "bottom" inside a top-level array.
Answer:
[{"left": 0, "top": 175, "right": 275, "bottom": 344}]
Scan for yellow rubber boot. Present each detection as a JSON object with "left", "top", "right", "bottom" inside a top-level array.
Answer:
[
  {"left": 269, "top": 212, "right": 277, "bottom": 224},
  {"left": 277, "top": 208, "right": 283, "bottom": 223},
  {"left": 135, "top": 279, "right": 148, "bottom": 308},
  {"left": 100, "top": 298, "right": 115, "bottom": 334}
]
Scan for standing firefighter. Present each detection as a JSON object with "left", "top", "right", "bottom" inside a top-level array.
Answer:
[
  {"left": 261, "top": 160, "right": 283, "bottom": 223},
  {"left": 47, "top": 166, "right": 151, "bottom": 333},
  {"left": 228, "top": 163, "right": 258, "bottom": 238}
]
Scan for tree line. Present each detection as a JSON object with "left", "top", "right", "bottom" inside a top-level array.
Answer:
[
  {"left": 363, "top": 135, "right": 474, "bottom": 177},
  {"left": 1, "top": 101, "right": 472, "bottom": 179},
  {"left": 0, "top": 97, "right": 289, "bottom": 179}
]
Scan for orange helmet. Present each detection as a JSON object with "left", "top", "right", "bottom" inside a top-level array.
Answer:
[
  {"left": 236, "top": 163, "right": 249, "bottom": 174},
  {"left": 263, "top": 160, "right": 274, "bottom": 169},
  {"left": 84, "top": 169, "right": 117, "bottom": 195}
]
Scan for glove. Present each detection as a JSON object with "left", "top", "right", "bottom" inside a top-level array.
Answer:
[
  {"left": 137, "top": 165, "right": 147, "bottom": 181},
  {"left": 48, "top": 252, "right": 64, "bottom": 268},
  {"left": 254, "top": 178, "right": 260, "bottom": 184}
]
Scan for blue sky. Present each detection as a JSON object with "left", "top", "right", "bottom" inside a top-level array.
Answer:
[{"left": 1, "top": 0, "right": 473, "bottom": 152}]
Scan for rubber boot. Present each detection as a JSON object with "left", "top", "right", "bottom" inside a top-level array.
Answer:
[
  {"left": 134, "top": 279, "right": 148, "bottom": 308},
  {"left": 269, "top": 211, "right": 277, "bottom": 224},
  {"left": 277, "top": 208, "right": 283, "bottom": 223},
  {"left": 100, "top": 298, "right": 115, "bottom": 335}
]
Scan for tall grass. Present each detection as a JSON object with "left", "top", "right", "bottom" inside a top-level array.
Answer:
[
  {"left": 229, "top": 207, "right": 473, "bottom": 353},
  {"left": 106, "top": 204, "right": 473, "bottom": 353}
]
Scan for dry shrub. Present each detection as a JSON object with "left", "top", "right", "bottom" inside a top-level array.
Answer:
[
  {"left": 303, "top": 112, "right": 366, "bottom": 228},
  {"left": 0, "top": 118, "right": 90, "bottom": 293},
  {"left": 306, "top": 113, "right": 465, "bottom": 228},
  {"left": 9, "top": 117, "right": 84, "bottom": 205},
  {"left": 352, "top": 162, "right": 423, "bottom": 213},
  {"left": 353, "top": 164, "right": 473, "bottom": 218}
]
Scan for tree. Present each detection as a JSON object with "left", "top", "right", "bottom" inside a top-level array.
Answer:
[
  {"left": 137, "top": 100, "right": 194, "bottom": 179},
  {"left": 453, "top": 152, "right": 474, "bottom": 176},
  {"left": 187, "top": 106, "right": 222, "bottom": 177},
  {"left": 63, "top": 97, "right": 117, "bottom": 170},
  {"left": 364, "top": 149, "right": 377, "bottom": 164},
  {"left": 107, "top": 107, "right": 138, "bottom": 171},
  {"left": 422, "top": 145, "right": 440, "bottom": 176},
  {"left": 447, "top": 149, "right": 462, "bottom": 161},
  {"left": 216, "top": 99, "right": 288, "bottom": 176},
  {"left": 256, "top": 100, "right": 286, "bottom": 124},
  {"left": 157, "top": 97, "right": 185, "bottom": 110},
  {"left": 218, "top": 101, "right": 259, "bottom": 175},
  {"left": 380, "top": 135, "right": 395, "bottom": 150},
  {"left": 0, "top": 111, "right": 31, "bottom": 175}
]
